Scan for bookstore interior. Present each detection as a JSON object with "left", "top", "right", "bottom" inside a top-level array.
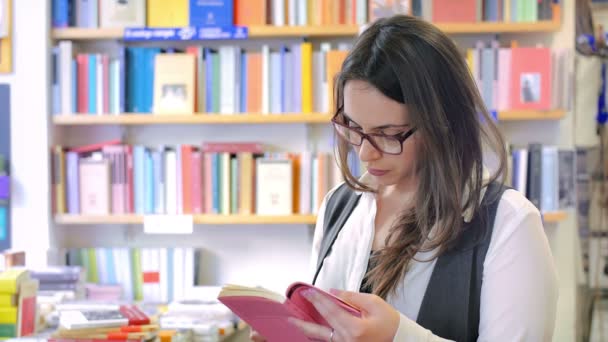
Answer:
[{"left": 3, "top": 0, "right": 608, "bottom": 341}]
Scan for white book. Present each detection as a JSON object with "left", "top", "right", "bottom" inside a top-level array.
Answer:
[
  {"left": 312, "top": 51, "right": 325, "bottom": 113},
  {"left": 59, "top": 41, "right": 74, "bottom": 115},
  {"left": 172, "top": 248, "right": 185, "bottom": 301},
  {"left": 311, "top": 157, "right": 319, "bottom": 214},
  {"left": 356, "top": 0, "right": 367, "bottom": 25},
  {"left": 256, "top": 159, "right": 293, "bottom": 215},
  {"left": 513, "top": 148, "right": 528, "bottom": 195},
  {"left": 183, "top": 248, "right": 195, "bottom": 297},
  {"left": 234, "top": 47, "right": 242, "bottom": 113},
  {"left": 284, "top": 49, "right": 294, "bottom": 113},
  {"left": 288, "top": 0, "right": 297, "bottom": 26},
  {"left": 176, "top": 145, "right": 183, "bottom": 215},
  {"left": 0, "top": 0, "right": 8, "bottom": 38},
  {"left": 221, "top": 153, "right": 231, "bottom": 215},
  {"left": 299, "top": 151, "right": 311, "bottom": 215},
  {"left": 96, "top": 248, "right": 108, "bottom": 284},
  {"left": 140, "top": 249, "right": 153, "bottom": 301},
  {"left": 159, "top": 248, "right": 169, "bottom": 303},
  {"left": 100, "top": 0, "right": 146, "bottom": 28},
  {"left": 111, "top": 248, "right": 124, "bottom": 298},
  {"left": 262, "top": 45, "right": 270, "bottom": 114},
  {"left": 164, "top": 149, "right": 178, "bottom": 215},
  {"left": 272, "top": 0, "right": 285, "bottom": 26},
  {"left": 120, "top": 248, "right": 133, "bottom": 301},
  {"left": 541, "top": 146, "right": 558, "bottom": 213},
  {"left": 219, "top": 46, "right": 236, "bottom": 114},
  {"left": 297, "top": 0, "right": 307, "bottom": 25}
]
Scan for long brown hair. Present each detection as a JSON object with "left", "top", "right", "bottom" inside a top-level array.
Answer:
[{"left": 333, "top": 15, "right": 507, "bottom": 299}]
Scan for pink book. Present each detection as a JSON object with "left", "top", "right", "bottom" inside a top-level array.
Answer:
[
  {"left": 203, "top": 153, "right": 213, "bottom": 214},
  {"left": 79, "top": 159, "right": 111, "bottom": 215},
  {"left": 497, "top": 48, "right": 512, "bottom": 111},
  {"left": 125, "top": 146, "right": 134, "bottom": 213},
  {"left": 201, "top": 142, "right": 264, "bottom": 153},
  {"left": 433, "top": 0, "right": 477, "bottom": 22},
  {"left": 192, "top": 151, "right": 203, "bottom": 214},
  {"left": 509, "top": 47, "right": 552, "bottom": 110},
  {"left": 76, "top": 54, "right": 88, "bottom": 114},
  {"left": 102, "top": 55, "right": 110, "bottom": 115},
  {"left": 218, "top": 282, "right": 361, "bottom": 342}
]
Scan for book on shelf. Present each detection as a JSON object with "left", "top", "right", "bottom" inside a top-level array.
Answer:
[
  {"left": 52, "top": 140, "right": 352, "bottom": 217},
  {"left": 508, "top": 143, "right": 575, "bottom": 214},
  {"left": 52, "top": 0, "right": 558, "bottom": 29}
]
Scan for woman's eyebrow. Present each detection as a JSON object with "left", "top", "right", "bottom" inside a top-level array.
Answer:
[{"left": 342, "top": 112, "right": 409, "bottom": 130}]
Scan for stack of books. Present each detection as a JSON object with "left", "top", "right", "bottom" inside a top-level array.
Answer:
[{"left": 0, "top": 269, "right": 38, "bottom": 339}]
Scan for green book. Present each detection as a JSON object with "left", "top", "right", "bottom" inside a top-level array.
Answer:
[
  {"left": 131, "top": 248, "right": 143, "bottom": 301},
  {"left": 0, "top": 324, "right": 16, "bottom": 337},
  {"left": 87, "top": 248, "right": 98, "bottom": 283}
]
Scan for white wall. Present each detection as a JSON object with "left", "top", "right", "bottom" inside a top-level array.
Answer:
[{"left": 0, "top": 0, "right": 52, "bottom": 268}]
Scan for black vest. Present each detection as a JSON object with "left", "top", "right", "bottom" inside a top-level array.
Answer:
[{"left": 312, "top": 182, "right": 507, "bottom": 342}]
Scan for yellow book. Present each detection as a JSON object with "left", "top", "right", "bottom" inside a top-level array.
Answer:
[
  {"left": 0, "top": 295, "right": 16, "bottom": 308},
  {"left": 238, "top": 153, "right": 253, "bottom": 215},
  {"left": 326, "top": 50, "right": 348, "bottom": 112},
  {"left": 466, "top": 49, "right": 474, "bottom": 75},
  {"left": 0, "top": 308, "right": 17, "bottom": 324},
  {"left": 147, "top": 0, "right": 188, "bottom": 27},
  {"left": 153, "top": 54, "right": 196, "bottom": 114},
  {"left": 301, "top": 43, "right": 313, "bottom": 113},
  {"left": 0, "top": 270, "right": 28, "bottom": 294},
  {"left": 54, "top": 146, "right": 66, "bottom": 214}
]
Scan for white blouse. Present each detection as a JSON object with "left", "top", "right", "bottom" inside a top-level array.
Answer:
[{"left": 309, "top": 178, "right": 559, "bottom": 341}]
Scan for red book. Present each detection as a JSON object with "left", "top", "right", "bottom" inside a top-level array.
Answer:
[
  {"left": 433, "top": 0, "right": 477, "bottom": 23},
  {"left": 181, "top": 145, "right": 193, "bottom": 214},
  {"left": 201, "top": 142, "right": 264, "bottom": 153},
  {"left": 76, "top": 54, "right": 89, "bottom": 114},
  {"left": 70, "top": 139, "right": 122, "bottom": 154},
  {"left": 218, "top": 282, "right": 360, "bottom": 342},
  {"left": 509, "top": 47, "right": 552, "bottom": 110},
  {"left": 191, "top": 150, "right": 203, "bottom": 214},
  {"left": 118, "top": 305, "right": 150, "bottom": 326}
]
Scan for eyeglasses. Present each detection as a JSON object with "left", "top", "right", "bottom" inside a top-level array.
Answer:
[{"left": 331, "top": 115, "right": 417, "bottom": 155}]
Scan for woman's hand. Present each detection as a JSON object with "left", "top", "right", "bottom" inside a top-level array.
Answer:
[
  {"left": 288, "top": 288, "right": 400, "bottom": 341},
  {"left": 249, "top": 330, "right": 266, "bottom": 342}
]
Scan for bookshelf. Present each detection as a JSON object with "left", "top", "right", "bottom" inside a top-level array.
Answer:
[
  {"left": 54, "top": 214, "right": 318, "bottom": 225},
  {"left": 51, "top": 20, "right": 561, "bottom": 41},
  {"left": 51, "top": 110, "right": 566, "bottom": 126}
]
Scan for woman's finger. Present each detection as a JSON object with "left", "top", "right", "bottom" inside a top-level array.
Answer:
[
  {"left": 288, "top": 317, "right": 334, "bottom": 341},
  {"left": 249, "top": 330, "right": 267, "bottom": 342},
  {"left": 303, "top": 289, "right": 359, "bottom": 333}
]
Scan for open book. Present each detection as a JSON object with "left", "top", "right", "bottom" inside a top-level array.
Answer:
[{"left": 218, "top": 282, "right": 360, "bottom": 342}]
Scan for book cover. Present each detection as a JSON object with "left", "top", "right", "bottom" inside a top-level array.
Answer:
[
  {"left": 79, "top": 159, "right": 111, "bottom": 215},
  {"left": 153, "top": 54, "right": 196, "bottom": 114},
  {"left": 509, "top": 47, "right": 551, "bottom": 110},
  {"left": 100, "top": 0, "right": 146, "bottom": 28},
  {"left": 189, "top": 0, "right": 234, "bottom": 27},
  {"left": 147, "top": 0, "right": 188, "bottom": 27},
  {"left": 218, "top": 282, "right": 360, "bottom": 342},
  {"left": 255, "top": 159, "right": 293, "bottom": 215},
  {"left": 235, "top": 0, "right": 266, "bottom": 26}
]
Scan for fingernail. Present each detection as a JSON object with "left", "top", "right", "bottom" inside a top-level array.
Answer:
[{"left": 301, "top": 288, "right": 315, "bottom": 299}]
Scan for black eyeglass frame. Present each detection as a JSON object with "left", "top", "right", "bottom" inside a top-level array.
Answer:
[{"left": 331, "top": 114, "right": 417, "bottom": 155}]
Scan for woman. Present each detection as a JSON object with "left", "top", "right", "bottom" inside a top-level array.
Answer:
[{"left": 253, "top": 14, "right": 558, "bottom": 342}]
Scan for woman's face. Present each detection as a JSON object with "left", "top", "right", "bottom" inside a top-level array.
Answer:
[{"left": 342, "top": 80, "right": 420, "bottom": 191}]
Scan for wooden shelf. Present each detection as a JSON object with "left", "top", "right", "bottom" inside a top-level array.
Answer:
[
  {"left": 543, "top": 211, "right": 567, "bottom": 223},
  {"left": 497, "top": 110, "right": 565, "bottom": 121},
  {"left": 55, "top": 214, "right": 318, "bottom": 225},
  {"left": 51, "top": 20, "right": 560, "bottom": 40},
  {"left": 52, "top": 113, "right": 333, "bottom": 125},
  {"left": 52, "top": 110, "right": 565, "bottom": 125}
]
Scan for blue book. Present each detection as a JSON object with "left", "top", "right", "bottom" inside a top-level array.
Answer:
[
  {"left": 53, "top": 0, "right": 69, "bottom": 27},
  {"left": 88, "top": 54, "right": 97, "bottom": 114},
  {"left": 484, "top": 0, "right": 498, "bottom": 22},
  {"left": 291, "top": 44, "right": 302, "bottom": 113},
  {"left": 0, "top": 206, "right": 7, "bottom": 242},
  {"left": 71, "top": 59, "right": 77, "bottom": 113},
  {"left": 205, "top": 48, "right": 214, "bottom": 113},
  {"left": 189, "top": 0, "right": 234, "bottom": 27},
  {"left": 240, "top": 51, "right": 247, "bottom": 113},
  {"left": 109, "top": 60, "right": 116, "bottom": 114},
  {"left": 283, "top": 47, "right": 293, "bottom": 113},
  {"left": 105, "top": 248, "right": 116, "bottom": 285},
  {"left": 87, "top": 0, "right": 98, "bottom": 28},
  {"left": 66, "top": 152, "right": 80, "bottom": 214},
  {"left": 52, "top": 47, "right": 61, "bottom": 115},
  {"left": 133, "top": 146, "right": 146, "bottom": 214},
  {"left": 126, "top": 48, "right": 135, "bottom": 112},
  {"left": 144, "top": 149, "right": 155, "bottom": 214},
  {"left": 270, "top": 52, "right": 281, "bottom": 113},
  {"left": 118, "top": 47, "right": 126, "bottom": 113},
  {"left": 145, "top": 48, "right": 161, "bottom": 113}
]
